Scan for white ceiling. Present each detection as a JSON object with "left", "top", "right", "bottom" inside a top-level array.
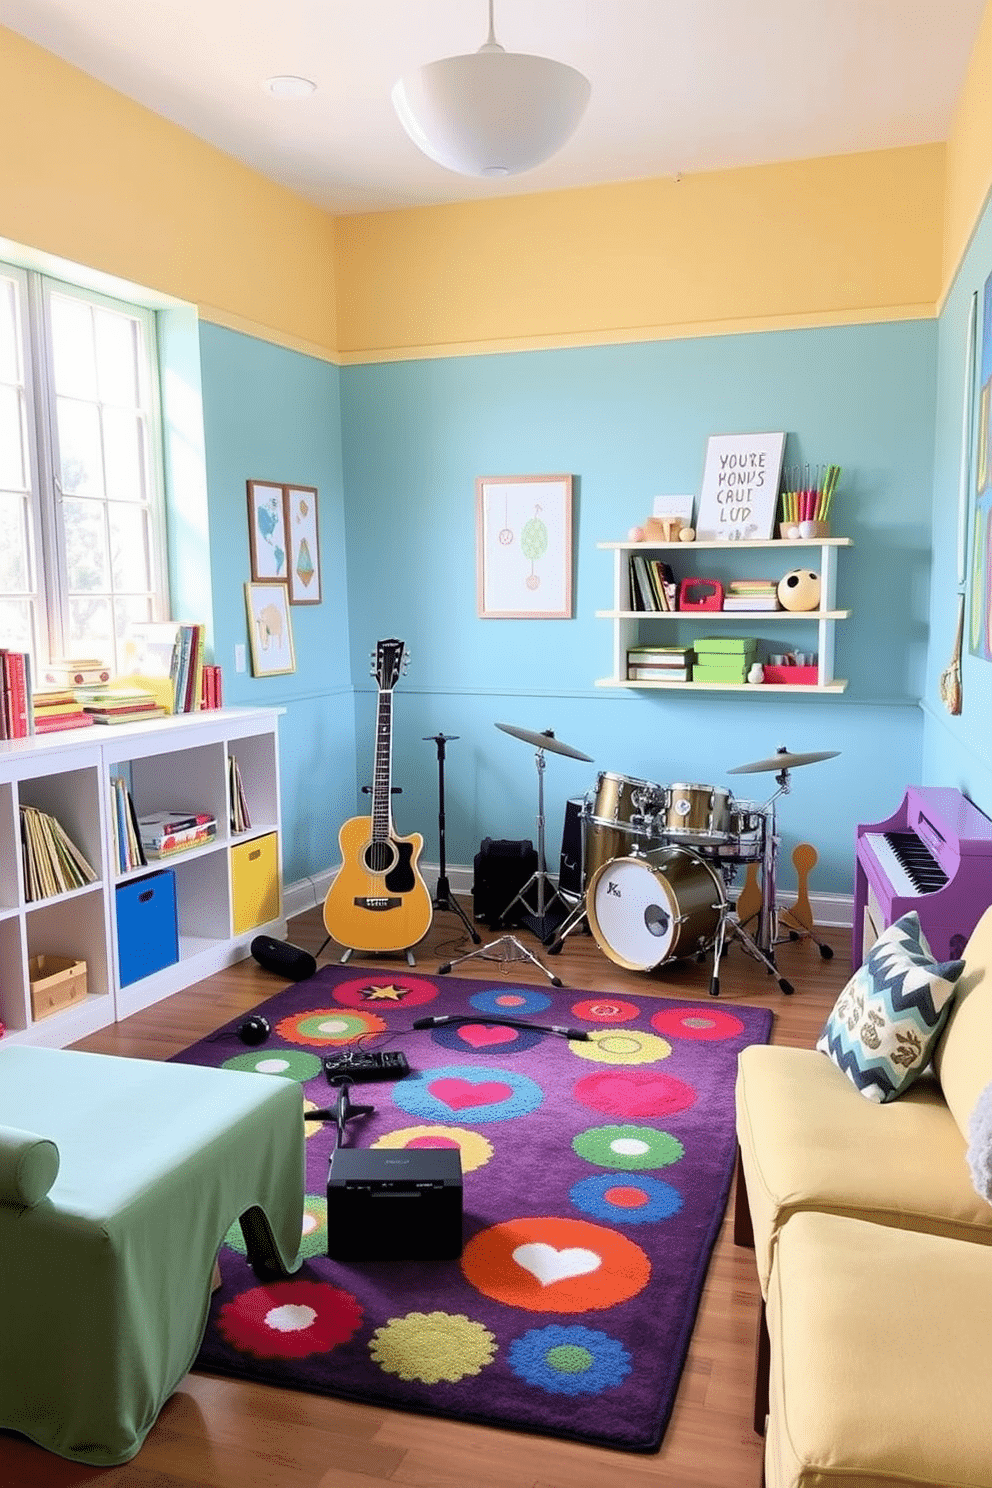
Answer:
[{"left": 4, "top": 0, "right": 987, "bottom": 215}]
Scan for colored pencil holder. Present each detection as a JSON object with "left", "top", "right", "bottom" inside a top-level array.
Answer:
[{"left": 778, "top": 520, "right": 830, "bottom": 540}]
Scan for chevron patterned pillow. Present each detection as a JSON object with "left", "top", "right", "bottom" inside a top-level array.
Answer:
[{"left": 817, "top": 912, "right": 965, "bottom": 1103}]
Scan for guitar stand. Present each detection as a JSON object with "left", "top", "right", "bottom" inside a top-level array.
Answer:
[
  {"left": 437, "top": 933, "right": 563, "bottom": 987},
  {"left": 424, "top": 733, "right": 480, "bottom": 945}
]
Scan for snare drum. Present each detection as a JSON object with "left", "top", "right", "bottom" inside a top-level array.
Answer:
[
  {"left": 585, "top": 771, "right": 664, "bottom": 883},
  {"left": 661, "top": 782, "right": 732, "bottom": 842},
  {"left": 586, "top": 844, "right": 725, "bottom": 972},
  {"left": 692, "top": 802, "right": 767, "bottom": 862}
]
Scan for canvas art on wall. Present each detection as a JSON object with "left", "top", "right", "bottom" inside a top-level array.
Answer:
[
  {"left": 694, "top": 432, "right": 786, "bottom": 542},
  {"left": 247, "top": 481, "right": 289, "bottom": 581},
  {"left": 245, "top": 582, "right": 296, "bottom": 676},
  {"left": 476, "top": 475, "right": 573, "bottom": 618}
]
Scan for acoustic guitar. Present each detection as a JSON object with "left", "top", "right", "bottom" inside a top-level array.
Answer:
[{"left": 322, "top": 638, "right": 433, "bottom": 953}]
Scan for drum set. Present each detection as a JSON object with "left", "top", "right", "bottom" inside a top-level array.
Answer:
[{"left": 547, "top": 747, "right": 838, "bottom": 997}]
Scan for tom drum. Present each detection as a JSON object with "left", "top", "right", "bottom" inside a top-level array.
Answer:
[
  {"left": 586, "top": 844, "right": 726, "bottom": 972},
  {"left": 585, "top": 771, "right": 664, "bottom": 883},
  {"left": 661, "top": 782, "right": 733, "bottom": 843}
]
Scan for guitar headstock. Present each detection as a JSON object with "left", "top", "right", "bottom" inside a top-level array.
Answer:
[{"left": 372, "top": 638, "right": 408, "bottom": 691}]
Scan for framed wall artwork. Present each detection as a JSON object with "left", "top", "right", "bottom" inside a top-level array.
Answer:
[
  {"left": 476, "top": 474, "right": 573, "bottom": 619},
  {"left": 247, "top": 481, "right": 289, "bottom": 583},
  {"left": 244, "top": 582, "right": 296, "bottom": 677},
  {"left": 694, "top": 431, "right": 786, "bottom": 541},
  {"left": 284, "top": 485, "right": 322, "bottom": 604}
]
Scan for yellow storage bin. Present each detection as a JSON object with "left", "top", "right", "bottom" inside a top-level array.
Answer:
[{"left": 231, "top": 833, "right": 280, "bottom": 934}]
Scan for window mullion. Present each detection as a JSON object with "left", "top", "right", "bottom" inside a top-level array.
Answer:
[{"left": 28, "top": 271, "right": 69, "bottom": 661}]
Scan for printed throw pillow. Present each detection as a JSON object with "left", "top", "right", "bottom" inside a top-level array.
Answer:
[{"left": 816, "top": 911, "right": 965, "bottom": 1103}]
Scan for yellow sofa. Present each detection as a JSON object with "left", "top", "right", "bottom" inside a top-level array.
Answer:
[{"left": 734, "top": 904, "right": 992, "bottom": 1487}]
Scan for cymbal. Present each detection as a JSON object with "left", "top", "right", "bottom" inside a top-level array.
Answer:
[
  {"left": 495, "top": 722, "right": 594, "bottom": 762},
  {"left": 727, "top": 748, "right": 840, "bottom": 775}
]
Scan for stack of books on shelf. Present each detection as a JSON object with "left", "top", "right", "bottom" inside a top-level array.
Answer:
[
  {"left": 628, "top": 555, "right": 678, "bottom": 611},
  {"left": 137, "top": 809, "right": 217, "bottom": 860},
  {"left": 31, "top": 688, "right": 95, "bottom": 735},
  {"left": 170, "top": 623, "right": 206, "bottom": 714},
  {"left": 722, "top": 579, "right": 780, "bottom": 611},
  {"left": 626, "top": 645, "right": 694, "bottom": 682},
  {"left": 19, "top": 804, "right": 98, "bottom": 902},
  {"left": 39, "top": 657, "right": 112, "bottom": 687},
  {"left": 110, "top": 776, "right": 147, "bottom": 872},
  {"left": 229, "top": 757, "right": 252, "bottom": 832},
  {"left": 691, "top": 636, "right": 759, "bottom": 684},
  {"left": 0, "top": 649, "right": 32, "bottom": 738},
  {"left": 77, "top": 685, "right": 167, "bottom": 725},
  {"left": 201, "top": 664, "right": 223, "bottom": 710}
]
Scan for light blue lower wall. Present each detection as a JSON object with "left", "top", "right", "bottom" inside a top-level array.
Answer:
[
  {"left": 196, "top": 323, "right": 356, "bottom": 886},
  {"left": 923, "top": 192, "right": 992, "bottom": 812},
  {"left": 190, "top": 315, "right": 940, "bottom": 902},
  {"left": 340, "top": 323, "right": 936, "bottom": 899}
]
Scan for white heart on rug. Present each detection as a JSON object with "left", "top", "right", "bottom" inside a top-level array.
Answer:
[{"left": 512, "top": 1242, "right": 602, "bottom": 1286}]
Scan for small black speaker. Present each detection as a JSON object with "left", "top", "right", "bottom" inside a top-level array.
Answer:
[
  {"left": 326, "top": 1147, "right": 463, "bottom": 1261},
  {"left": 250, "top": 936, "right": 317, "bottom": 982}
]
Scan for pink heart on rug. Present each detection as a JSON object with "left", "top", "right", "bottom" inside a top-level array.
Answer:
[
  {"left": 590, "top": 1073, "right": 683, "bottom": 1116},
  {"left": 457, "top": 1023, "right": 516, "bottom": 1048},
  {"left": 430, "top": 1078, "right": 513, "bottom": 1110},
  {"left": 512, "top": 1242, "right": 602, "bottom": 1286}
]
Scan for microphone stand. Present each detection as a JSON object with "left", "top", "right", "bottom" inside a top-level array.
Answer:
[{"left": 424, "top": 733, "right": 480, "bottom": 943}]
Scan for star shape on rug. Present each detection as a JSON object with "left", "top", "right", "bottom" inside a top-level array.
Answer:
[{"left": 360, "top": 984, "right": 410, "bottom": 1001}]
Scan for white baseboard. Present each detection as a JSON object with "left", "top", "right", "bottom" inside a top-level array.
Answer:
[{"left": 284, "top": 864, "right": 855, "bottom": 931}]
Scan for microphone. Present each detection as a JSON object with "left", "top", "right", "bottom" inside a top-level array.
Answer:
[{"left": 412, "top": 1013, "right": 590, "bottom": 1041}]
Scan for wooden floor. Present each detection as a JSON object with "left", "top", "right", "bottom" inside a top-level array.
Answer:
[{"left": 3, "top": 901, "right": 850, "bottom": 1488}]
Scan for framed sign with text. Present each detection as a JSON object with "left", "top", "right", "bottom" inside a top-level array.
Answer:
[{"left": 694, "top": 432, "right": 785, "bottom": 542}]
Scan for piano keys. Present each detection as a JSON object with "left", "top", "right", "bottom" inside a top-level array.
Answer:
[{"left": 853, "top": 785, "right": 992, "bottom": 966}]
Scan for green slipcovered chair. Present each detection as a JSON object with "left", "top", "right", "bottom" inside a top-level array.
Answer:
[{"left": 0, "top": 1044, "right": 304, "bottom": 1465}]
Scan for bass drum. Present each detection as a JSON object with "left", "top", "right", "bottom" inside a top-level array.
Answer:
[{"left": 586, "top": 845, "right": 725, "bottom": 972}]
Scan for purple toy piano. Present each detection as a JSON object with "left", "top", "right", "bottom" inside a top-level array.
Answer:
[{"left": 853, "top": 785, "right": 992, "bottom": 966}]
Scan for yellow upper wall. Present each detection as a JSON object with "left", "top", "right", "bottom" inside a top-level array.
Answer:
[
  {"left": 7, "top": 9, "right": 992, "bottom": 363},
  {"left": 0, "top": 26, "right": 337, "bottom": 358},
  {"left": 943, "top": 0, "right": 992, "bottom": 297},
  {"left": 334, "top": 146, "right": 944, "bottom": 360}
]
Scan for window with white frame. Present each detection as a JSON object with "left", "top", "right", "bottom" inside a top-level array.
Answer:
[{"left": 0, "top": 262, "right": 169, "bottom": 674}]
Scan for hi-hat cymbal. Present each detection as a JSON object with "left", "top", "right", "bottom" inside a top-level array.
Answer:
[
  {"left": 495, "top": 722, "right": 594, "bottom": 762},
  {"left": 728, "top": 747, "right": 840, "bottom": 775}
]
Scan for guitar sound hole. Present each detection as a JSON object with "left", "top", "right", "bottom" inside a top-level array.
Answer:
[{"left": 365, "top": 840, "right": 397, "bottom": 874}]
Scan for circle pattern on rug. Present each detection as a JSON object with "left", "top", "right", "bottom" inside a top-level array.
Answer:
[
  {"left": 275, "top": 1008, "right": 386, "bottom": 1046},
  {"left": 569, "top": 1172, "right": 683, "bottom": 1225},
  {"left": 221, "top": 1048, "right": 323, "bottom": 1082},
  {"left": 570, "top": 997, "right": 641, "bottom": 1024},
  {"left": 573, "top": 1123, "right": 684, "bottom": 1171},
  {"left": 392, "top": 1064, "right": 544, "bottom": 1123},
  {"left": 303, "top": 1098, "right": 326, "bottom": 1138},
  {"left": 430, "top": 1021, "right": 544, "bottom": 1055},
  {"left": 650, "top": 1005, "right": 745, "bottom": 1041},
  {"left": 508, "top": 1324, "right": 632, "bottom": 1395},
  {"left": 573, "top": 1068, "right": 697, "bottom": 1119},
  {"left": 569, "top": 1027, "right": 672, "bottom": 1066},
  {"left": 369, "top": 1311, "right": 497, "bottom": 1383},
  {"left": 469, "top": 987, "right": 552, "bottom": 1017},
  {"left": 462, "top": 1216, "right": 651, "bottom": 1312},
  {"left": 331, "top": 975, "right": 440, "bottom": 1009},
  {"left": 217, "top": 1279, "right": 362, "bottom": 1359},
  {"left": 224, "top": 1196, "right": 328, "bottom": 1260},
  {"left": 371, "top": 1124, "right": 494, "bottom": 1172}
]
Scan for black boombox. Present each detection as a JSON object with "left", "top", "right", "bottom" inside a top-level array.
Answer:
[{"left": 472, "top": 836, "right": 538, "bottom": 928}]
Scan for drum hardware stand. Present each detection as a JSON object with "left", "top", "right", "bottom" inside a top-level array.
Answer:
[
  {"left": 708, "top": 898, "right": 794, "bottom": 997},
  {"left": 436, "top": 931, "right": 563, "bottom": 986},
  {"left": 493, "top": 725, "right": 594, "bottom": 945},
  {"left": 424, "top": 733, "right": 481, "bottom": 945}
]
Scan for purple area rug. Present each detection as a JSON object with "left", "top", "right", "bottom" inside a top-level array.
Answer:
[{"left": 176, "top": 967, "right": 772, "bottom": 1453}]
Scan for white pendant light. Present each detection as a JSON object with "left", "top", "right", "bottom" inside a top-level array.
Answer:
[{"left": 392, "top": 0, "right": 590, "bottom": 178}]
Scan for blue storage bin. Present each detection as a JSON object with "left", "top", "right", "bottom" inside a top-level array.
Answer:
[{"left": 116, "top": 870, "right": 179, "bottom": 987}]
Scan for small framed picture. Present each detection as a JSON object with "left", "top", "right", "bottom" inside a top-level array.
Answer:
[
  {"left": 284, "top": 485, "right": 322, "bottom": 604},
  {"left": 247, "top": 480, "right": 290, "bottom": 582},
  {"left": 476, "top": 474, "right": 573, "bottom": 618},
  {"left": 244, "top": 582, "right": 296, "bottom": 676}
]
